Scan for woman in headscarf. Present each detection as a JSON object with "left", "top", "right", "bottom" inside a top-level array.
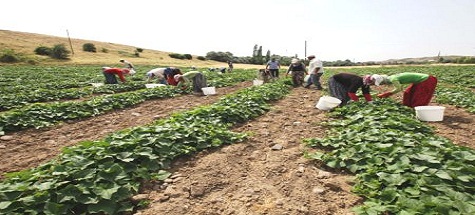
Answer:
[
  {"left": 174, "top": 71, "right": 207, "bottom": 95},
  {"left": 369, "top": 73, "right": 437, "bottom": 108},
  {"left": 286, "top": 58, "right": 307, "bottom": 87},
  {"left": 327, "top": 72, "right": 373, "bottom": 106},
  {"left": 102, "top": 67, "right": 131, "bottom": 84}
]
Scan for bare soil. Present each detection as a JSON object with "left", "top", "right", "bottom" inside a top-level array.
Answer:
[{"left": 0, "top": 82, "right": 473, "bottom": 215}]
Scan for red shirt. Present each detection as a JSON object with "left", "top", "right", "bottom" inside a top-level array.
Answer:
[{"left": 104, "top": 68, "right": 126, "bottom": 82}]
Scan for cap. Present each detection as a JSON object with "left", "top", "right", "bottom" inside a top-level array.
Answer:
[
  {"left": 291, "top": 58, "right": 299, "bottom": 64},
  {"left": 307, "top": 55, "right": 315, "bottom": 59}
]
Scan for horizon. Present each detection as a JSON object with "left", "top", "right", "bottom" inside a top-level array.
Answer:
[{"left": 2, "top": 0, "right": 474, "bottom": 62}]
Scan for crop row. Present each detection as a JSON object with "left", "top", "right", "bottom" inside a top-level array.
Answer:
[
  {"left": 0, "top": 65, "right": 257, "bottom": 111},
  {"left": 0, "top": 81, "right": 291, "bottom": 214},
  {"left": 435, "top": 86, "right": 475, "bottom": 113},
  {"left": 0, "top": 68, "right": 259, "bottom": 133},
  {"left": 305, "top": 100, "right": 475, "bottom": 214}
]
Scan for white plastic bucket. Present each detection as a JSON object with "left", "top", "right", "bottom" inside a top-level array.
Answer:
[
  {"left": 414, "top": 106, "right": 445, "bottom": 121},
  {"left": 304, "top": 74, "right": 310, "bottom": 83},
  {"left": 315, "top": 96, "right": 342, "bottom": 111},
  {"left": 91, "top": 83, "right": 104, "bottom": 87},
  {"left": 202, "top": 87, "right": 216, "bottom": 95},
  {"left": 145, "top": 84, "right": 166, "bottom": 88},
  {"left": 253, "top": 79, "right": 264, "bottom": 86}
]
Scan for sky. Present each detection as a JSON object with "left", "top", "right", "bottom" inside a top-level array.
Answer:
[{"left": 2, "top": 0, "right": 475, "bottom": 62}]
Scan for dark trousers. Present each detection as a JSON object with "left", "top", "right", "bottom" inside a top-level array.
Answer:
[
  {"left": 103, "top": 72, "right": 118, "bottom": 84},
  {"left": 306, "top": 73, "right": 323, "bottom": 89},
  {"left": 269, "top": 69, "right": 279, "bottom": 78}
]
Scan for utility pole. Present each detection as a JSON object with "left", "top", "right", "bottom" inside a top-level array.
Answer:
[
  {"left": 66, "top": 29, "right": 74, "bottom": 55},
  {"left": 304, "top": 40, "right": 307, "bottom": 59}
]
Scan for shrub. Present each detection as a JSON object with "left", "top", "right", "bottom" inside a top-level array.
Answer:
[
  {"left": 0, "top": 49, "right": 20, "bottom": 63},
  {"left": 82, "top": 43, "right": 97, "bottom": 52},
  {"left": 136, "top": 48, "right": 144, "bottom": 53},
  {"left": 197, "top": 56, "right": 206, "bottom": 61},
  {"left": 50, "top": 44, "right": 70, "bottom": 59},
  {"left": 169, "top": 53, "right": 192, "bottom": 60},
  {"left": 169, "top": 53, "right": 185, "bottom": 59},
  {"left": 101, "top": 48, "right": 108, "bottom": 53},
  {"left": 134, "top": 51, "right": 140, "bottom": 57},
  {"left": 34, "top": 46, "right": 52, "bottom": 56},
  {"left": 183, "top": 54, "right": 192, "bottom": 60}
]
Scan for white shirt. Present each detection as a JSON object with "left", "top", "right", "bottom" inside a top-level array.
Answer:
[
  {"left": 308, "top": 58, "right": 323, "bottom": 74},
  {"left": 146, "top": 68, "right": 166, "bottom": 79}
]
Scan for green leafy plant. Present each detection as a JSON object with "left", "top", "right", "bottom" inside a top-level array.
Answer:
[{"left": 305, "top": 100, "right": 475, "bottom": 214}]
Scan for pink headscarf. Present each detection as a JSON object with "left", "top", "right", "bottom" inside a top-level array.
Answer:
[{"left": 363, "top": 75, "right": 373, "bottom": 85}]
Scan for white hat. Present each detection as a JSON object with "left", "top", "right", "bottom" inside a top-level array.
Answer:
[
  {"left": 291, "top": 58, "right": 299, "bottom": 64},
  {"left": 371, "top": 74, "right": 388, "bottom": 86},
  {"left": 174, "top": 74, "right": 182, "bottom": 82},
  {"left": 129, "top": 69, "right": 136, "bottom": 75}
]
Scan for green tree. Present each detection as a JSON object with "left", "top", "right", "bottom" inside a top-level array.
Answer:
[
  {"left": 265, "top": 50, "right": 271, "bottom": 63},
  {"left": 50, "top": 44, "right": 70, "bottom": 59}
]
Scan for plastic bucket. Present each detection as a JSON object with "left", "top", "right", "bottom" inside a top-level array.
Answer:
[
  {"left": 145, "top": 84, "right": 166, "bottom": 88},
  {"left": 414, "top": 106, "right": 445, "bottom": 121},
  {"left": 202, "top": 87, "right": 216, "bottom": 95},
  {"left": 315, "top": 96, "right": 342, "bottom": 111},
  {"left": 91, "top": 83, "right": 104, "bottom": 87},
  {"left": 304, "top": 74, "right": 310, "bottom": 83},
  {"left": 253, "top": 79, "right": 264, "bottom": 86}
]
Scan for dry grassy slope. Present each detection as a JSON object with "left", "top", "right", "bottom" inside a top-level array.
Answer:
[{"left": 0, "top": 29, "right": 261, "bottom": 69}]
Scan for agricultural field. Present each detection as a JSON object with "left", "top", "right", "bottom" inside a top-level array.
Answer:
[{"left": 0, "top": 65, "right": 474, "bottom": 214}]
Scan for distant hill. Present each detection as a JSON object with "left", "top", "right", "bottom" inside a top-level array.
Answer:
[
  {"left": 0, "top": 29, "right": 258, "bottom": 69},
  {"left": 0, "top": 29, "right": 470, "bottom": 68},
  {"left": 381, "top": 55, "right": 465, "bottom": 64}
]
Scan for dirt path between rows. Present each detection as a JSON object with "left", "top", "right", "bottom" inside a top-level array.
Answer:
[
  {"left": 0, "top": 82, "right": 252, "bottom": 178},
  {"left": 136, "top": 87, "right": 361, "bottom": 215}
]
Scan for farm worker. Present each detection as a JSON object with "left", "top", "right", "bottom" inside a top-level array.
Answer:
[
  {"left": 265, "top": 58, "right": 281, "bottom": 78},
  {"left": 164, "top": 67, "right": 183, "bottom": 86},
  {"left": 304, "top": 55, "right": 324, "bottom": 90},
  {"left": 369, "top": 73, "right": 438, "bottom": 108},
  {"left": 119, "top": 59, "right": 136, "bottom": 75},
  {"left": 219, "top": 67, "right": 227, "bottom": 73},
  {"left": 102, "top": 67, "right": 131, "bottom": 84},
  {"left": 286, "top": 58, "right": 307, "bottom": 87},
  {"left": 328, "top": 72, "right": 373, "bottom": 106},
  {"left": 228, "top": 61, "right": 234, "bottom": 72},
  {"left": 174, "top": 71, "right": 208, "bottom": 95},
  {"left": 257, "top": 69, "right": 272, "bottom": 83},
  {"left": 119, "top": 59, "right": 134, "bottom": 69},
  {"left": 146, "top": 68, "right": 167, "bottom": 84}
]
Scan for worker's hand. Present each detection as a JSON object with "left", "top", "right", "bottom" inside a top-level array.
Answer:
[{"left": 377, "top": 92, "right": 393, "bottom": 98}]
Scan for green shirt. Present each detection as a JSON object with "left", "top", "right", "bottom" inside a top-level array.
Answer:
[
  {"left": 388, "top": 73, "right": 429, "bottom": 93},
  {"left": 177, "top": 71, "right": 200, "bottom": 88}
]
